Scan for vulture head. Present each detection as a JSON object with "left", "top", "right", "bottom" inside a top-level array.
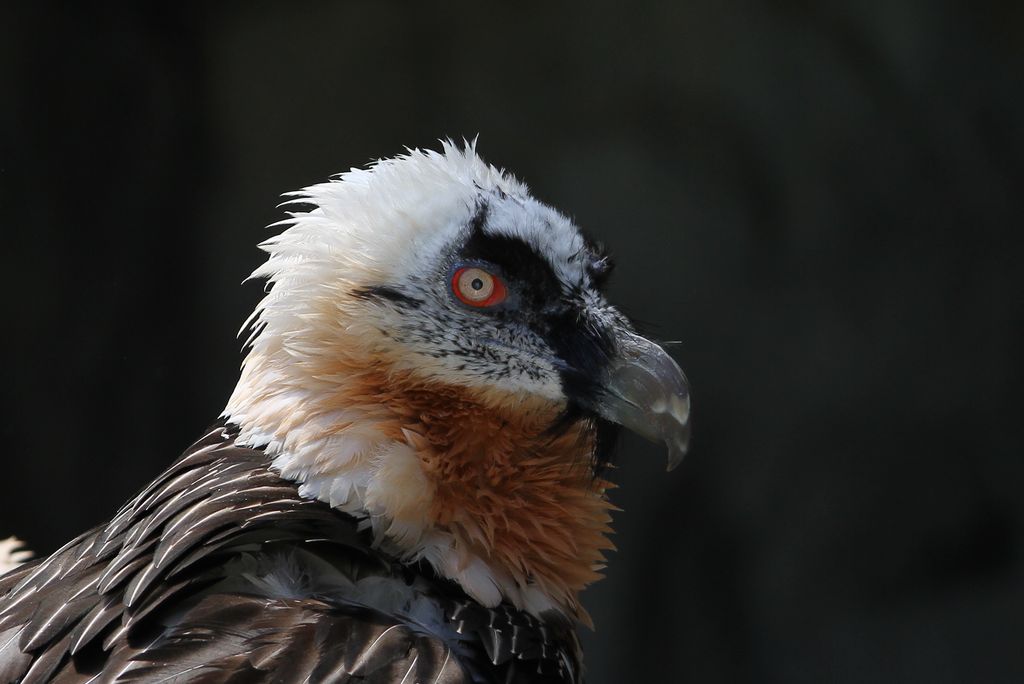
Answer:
[{"left": 224, "top": 142, "right": 690, "bottom": 621}]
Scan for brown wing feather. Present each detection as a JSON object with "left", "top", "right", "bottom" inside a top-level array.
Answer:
[
  {"left": 0, "top": 425, "right": 582, "bottom": 683},
  {"left": 90, "top": 594, "right": 466, "bottom": 683}
]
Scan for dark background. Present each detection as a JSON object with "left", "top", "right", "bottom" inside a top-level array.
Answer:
[{"left": 2, "top": 2, "right": 1023, "bottom": 682}]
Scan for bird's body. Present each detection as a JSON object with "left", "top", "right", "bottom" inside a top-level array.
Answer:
[
  {"left": 0, "top": 425, "right": 580, "bottom": 683},
  {"left": 0, "top": 144, "right": 689, "bottom": 683}
]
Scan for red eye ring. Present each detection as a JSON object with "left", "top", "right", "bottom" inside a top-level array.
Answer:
[{"left": 451, "top": 266, "right": 507, "bottom": 308}]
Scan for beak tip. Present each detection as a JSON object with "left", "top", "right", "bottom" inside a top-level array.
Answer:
[{"left": 664, "top": 432, "right": 690, "bottom": 472}]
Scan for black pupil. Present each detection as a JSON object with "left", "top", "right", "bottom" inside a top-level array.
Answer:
[{"left": 470, "top": 277, "right": 484, "bottom": 291}]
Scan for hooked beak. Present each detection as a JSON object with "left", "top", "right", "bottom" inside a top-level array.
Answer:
[{"left": 584, "top": 330, "right": 691, "bottom": 470}]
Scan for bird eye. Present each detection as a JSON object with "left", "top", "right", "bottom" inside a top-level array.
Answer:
[{"left": 451, "top": 266, "right": 507, "bottom": 308}]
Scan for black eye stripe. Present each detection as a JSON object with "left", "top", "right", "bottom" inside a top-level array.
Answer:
[
  {"left": 460, "top": 200, "right": 562, "bottom": 299},
  {"left": 351, "top": 285, "right": 423, "bottom": 309}
]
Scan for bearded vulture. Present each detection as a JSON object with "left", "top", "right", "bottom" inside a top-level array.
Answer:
[{"left": 0, "top": 143, "right": 690, "bottom": 683}]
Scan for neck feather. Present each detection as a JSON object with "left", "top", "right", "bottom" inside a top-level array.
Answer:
[{"left": 225, "top": 352, "right": 614, "bottom": 621}]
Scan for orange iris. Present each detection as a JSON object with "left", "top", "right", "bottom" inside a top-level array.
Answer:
[{"left": 452, "top": 266, "right": 507, "bottom": 308}]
